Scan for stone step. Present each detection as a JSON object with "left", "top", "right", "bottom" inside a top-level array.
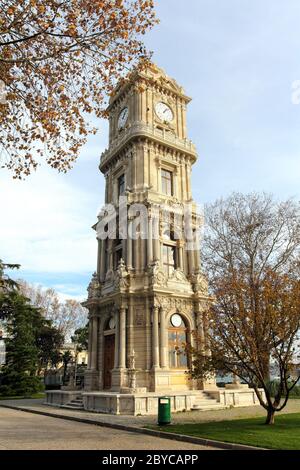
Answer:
[
  {"left": 61, "top": 403, "right": 84, "bottom": 410},
  {"left": 194, "top": 399, "right": 219, "bottom": 405},
  {"left": 191, "top": 404, "right": 226, "bottom": 411}
]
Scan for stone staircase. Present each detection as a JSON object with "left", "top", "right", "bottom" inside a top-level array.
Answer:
[
  {"left": 61, "top": 396, "right": 84, "bottom": 410},
  {"left": 191, "top": 392, "right": 226, "bottom": 411}
]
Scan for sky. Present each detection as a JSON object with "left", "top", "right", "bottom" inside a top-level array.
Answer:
[{"left": 1, "top": 0, "right": 300, "bottom": 300}]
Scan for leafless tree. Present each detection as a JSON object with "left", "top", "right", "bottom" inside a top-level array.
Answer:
[
  {"left": 190, "top": 193, "right": 300, "bottom": 424},
  {"left": 18, "top": 280, "right": 87, "bottom": 340}
]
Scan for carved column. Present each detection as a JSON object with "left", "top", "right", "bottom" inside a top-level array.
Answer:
[
  {"left": 147, "top": 215, "right": 153, "bottom": 265},
  {"left": 160, "top": 308, "right": 167, "bottom": 368},
  {"left": 91, "top": 316, "right": 98, "bottom": 370},
  {"left": 188, "top": 247, "right": 194, "bottom": 275},
  {"left": 194, "top": 248, "right": 200, "bottom": 272},
  {"left": 88, "top": 316, "right": 93, "bottom": 368},
  {"left": 186, "top": 163, "right": 192, "bottom": 200},
  {"left": 127, "top": 234, "right": 133, "bottom": 269},
  {"left": 156, "top": 159, "right": 161, "bottom": 193},
  {"left": 122, "top": 238, "right": 127, "bottom": 265},
  {"left": 114, "top": 310, "right": 119, "bottom": 368},
  {"left": 178, "top": 242, "right": 184, "bottom": 270},
  {"left": 194, "top": 226, "right": 200, "bottom": 272},
  {"left": 173, "top": 166, "right": 178, "bottom": 198},
  {"left": 177, "top": 99, "right": 183, "bottom": 139},
  {"left": 108, "top": 240, "right": 113, "bottom": 270},
  {"left": 119, "top": 307, "right": 127, "bottom": 369},
  {"left": 152, "top": 306, "right": 160, "bottom": 368},
  {"left": 97, "top": 239, "right": 101, "bottom": 280},
  {"left": 134, "top": 237, "right": 139, "bottom": 272},
  {"left": 181, "top": 103, "right": 187, "bottom": 139},
  {"left": 99, "top": 239, "right": 106, "bottom": 282},
  {"left": 131, "top": 149, "right": 137, "bottom": 190},
  {"left": 140, "top": 238, "right": 146, "bottom": 271},
  {"left": 127, "top": 299, "right": 134, "bottom": 365}
]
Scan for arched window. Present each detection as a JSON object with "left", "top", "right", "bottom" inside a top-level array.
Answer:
[{"left": 168, "top": 314, "right": 188, "bottom": 369}]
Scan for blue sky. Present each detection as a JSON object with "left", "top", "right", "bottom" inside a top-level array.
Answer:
[{"left": 1, "top": 0, "right": 300, "bottom": 299}]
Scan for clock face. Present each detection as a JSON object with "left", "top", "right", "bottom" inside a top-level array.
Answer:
[
  {"left": 171, "top": 314, "right": 182, "bottom": 328},
  {"left": 118, "top": 107, "right": 129, "bottom": 129},
  {"left": 155, "top": 102, "right": 173, "bottom": 122},
  {"left": 108, "top": 317, "right": 116, "bottom": 330}
]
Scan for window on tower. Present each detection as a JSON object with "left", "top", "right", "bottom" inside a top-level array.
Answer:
[
  {"left": 161, "top": 169, "right": 173, "bottom": 196},
  {"left": 114, "top": 247, "right": 123, "bottom": 269},
  {"left": 118, "top": 174, "right": 125, "bottom": 197},
  {"left": 163, "top": 244, "right": 177, "bottom": 276},
  {"left": 113, "top": 235, "right": 123, "bottom": 270}
]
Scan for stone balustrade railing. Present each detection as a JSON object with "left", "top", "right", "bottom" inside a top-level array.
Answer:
[{"left": 100, "top": 122, "right": 197, "bottom": 168}]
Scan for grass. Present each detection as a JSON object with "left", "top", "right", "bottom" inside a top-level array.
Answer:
[
  {"left": 0, "top": 392, "right": 45, "bottom": 400},
  {"left": 152, "top": 413, "right": 300, "bottom": 450}
]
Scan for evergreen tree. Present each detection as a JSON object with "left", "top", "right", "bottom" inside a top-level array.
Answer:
[
  {"left": 71, "top": 324, "right": 88, "bottom": 351},
  {"left": 0, "top": 261, "right": 64, "bottom": 396},
  {"left": 0, "top": 291, "right": 42, "bottom": 396}
]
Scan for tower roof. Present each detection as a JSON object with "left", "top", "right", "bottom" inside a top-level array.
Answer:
[{"left": 108, "top": 62, "right": 191, "bottom": 110}]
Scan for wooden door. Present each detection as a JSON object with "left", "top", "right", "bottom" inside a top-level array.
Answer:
[{"left": 103, "top": 334, "right": 115, "bottom": 389}]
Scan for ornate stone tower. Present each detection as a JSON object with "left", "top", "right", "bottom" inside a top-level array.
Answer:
[{"left": 84, "top": 64, "right": 211, "bottom": 399}]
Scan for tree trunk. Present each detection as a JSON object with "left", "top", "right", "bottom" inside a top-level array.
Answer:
[
  {"left": 265, "top": 408, "right": 275, "bottom": 425},
  {"left": 261, "top": 352, "right": 271, "bottom": 383}
]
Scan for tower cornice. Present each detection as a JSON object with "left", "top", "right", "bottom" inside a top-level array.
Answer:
[{"left": 99, "top": 122, "right": 197, "bottom": 173}]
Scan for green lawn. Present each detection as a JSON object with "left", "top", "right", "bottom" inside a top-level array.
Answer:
[
  {"left": 152, "top": 413, "right": 300, "bottom": 450},
  {"left": 0, "top": 392, "right": 45, "bottom": 400}
]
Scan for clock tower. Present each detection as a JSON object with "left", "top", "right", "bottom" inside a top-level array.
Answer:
[
  {"left": 83, "top": 63, "right": 213, "bottom": 412},
  {"left": 45, "top": 63, "right": 262, "bottom": 414}
]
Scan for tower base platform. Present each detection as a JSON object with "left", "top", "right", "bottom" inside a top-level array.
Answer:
[{"left": 45, "top": 386, "right": 262, "bottom": 416}]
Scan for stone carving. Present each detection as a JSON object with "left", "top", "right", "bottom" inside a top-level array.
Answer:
[
  {"left": 149, "top": 261, "right": 167, "bottom": 287},
  {"left": 192, "top": 271, "right": 209, "bottom": 296},
  {"left": 134, "top": 309, "right": 145, "bottom": 326},
  {"left": 105, "top": 269, "right": 114, "bottom": 282},
  {"left": 169, "top": 268, "right": 188, "bottom": 283},
  {"left": 166, "top": 197, "right": 183, "bottom": 210},
  {"left": 87, "top": 272, "right": 101, "bottom": 299},
  {"left": 154, "top": 295, "right": 193, "bottom": 315},
  {"left": 114, "top": 258, "right": 129, "bottom": 290},
  {"left": 128, "top": 350, "right": 136, "bottom": 370}
]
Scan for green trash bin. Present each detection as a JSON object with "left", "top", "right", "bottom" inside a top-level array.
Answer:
[{"left": 158, "top": 396, "right": 171, "bottom": 425}]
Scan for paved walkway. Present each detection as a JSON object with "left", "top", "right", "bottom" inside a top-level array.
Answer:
[
  {"left": 0, "top": 407, "right": 214, "bottom": 450},
  {"left": 0, "top": 397, "right": 299, "bottom": 427}
]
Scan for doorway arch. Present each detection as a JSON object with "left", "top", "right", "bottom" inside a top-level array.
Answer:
[{"left": 103, "top": 316, "right": 115, "bottom": 389}]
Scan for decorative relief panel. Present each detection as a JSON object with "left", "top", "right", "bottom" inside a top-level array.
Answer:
[
  {"left": 134, "top": 309, "right": 145, "bottom": 326},
  {"left": 154, "top": 295, "right": 193, "bottom": 316}
]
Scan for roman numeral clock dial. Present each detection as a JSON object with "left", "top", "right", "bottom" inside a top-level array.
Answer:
[
  {"left": 155, "top": 101, "right": 173, "bottom": 123},
  {"left": 118, "top": 107, "right": 129, "bottom": 130}
]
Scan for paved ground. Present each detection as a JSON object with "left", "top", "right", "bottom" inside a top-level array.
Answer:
[
  {"left": 1, "top": 397, "right": 299, "bottom": 427},
  {"left": 0, "top": 407, "right": 214, "bottom": 450}
]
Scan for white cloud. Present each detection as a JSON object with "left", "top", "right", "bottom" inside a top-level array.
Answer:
[{"left": 0, "top": 164, "right": 101, "bottom": 274}]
